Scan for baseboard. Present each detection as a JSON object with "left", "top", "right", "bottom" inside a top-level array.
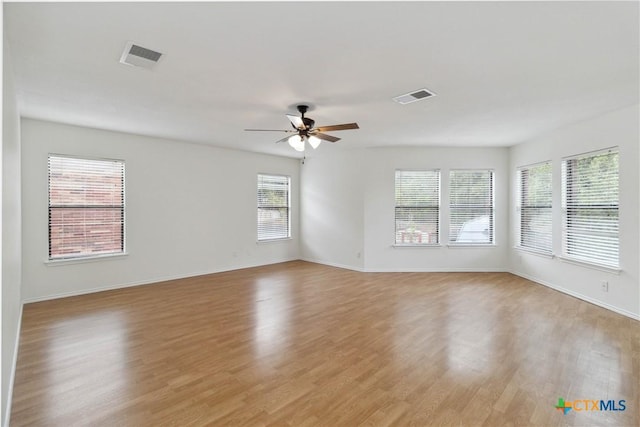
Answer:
[
  {"left": 510, "top": 270, "right": 640, "bottom": 321},
  {"left": 300, "top": 258, "right": 364, "bottom": 272},
  {"left": 300, "top": 258, "right": 509, "bottom": 274},
  {"left": 3, "top": 303, "right": 23, "bottom": 427},
  {"left": 362, "top": 267, "right": 509, "bottom": 273},
  {"left": 22, "top": 258, "right": 299, "bottom": 304}
]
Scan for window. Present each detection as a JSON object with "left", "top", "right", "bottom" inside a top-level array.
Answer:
[
  {"left": 394, "top": 170, "right": 440, "bottom": 245},
  {"left": 562, "top": 148, "right": 619, "bottom": 268},
  {"left": 449, "top": 170, "right": 494, "bottom": 244},
  {"left": 517, "top": 162, "right": 552, "bottom": 254},
  {"left": 257, "top": 174, "right": 290, "bottom": 241},
  {"left": 48, "top": 155, "right": 125, "bottom": 260}
]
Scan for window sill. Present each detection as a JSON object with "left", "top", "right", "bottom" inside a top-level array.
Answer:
[
  {"left": 558, "top": 256, "right": 621, "bottom": 275},
  {"left": 257, "top": 237, "right": 292, "bottom": 244},
  {"left": 392, "top": 244, "right": 441, "bottom": 248},
  {"left": 447, "top": 243, "right": 496, "bottom": 248},
  {"left": 515, "top": 246, "right": 554, "bottom": 259},
  {"left": 45, "top": 252, "right": 129, "bottom": 266}
]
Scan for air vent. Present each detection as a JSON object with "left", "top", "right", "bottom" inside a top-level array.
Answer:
[
  {"left": 393, "top": 88, "right": 436, "bottom": 105},
  {"left": 119, "top": 41, "right": 163, "bottom": 69}
]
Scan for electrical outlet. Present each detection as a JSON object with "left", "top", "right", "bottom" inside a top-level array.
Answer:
[{"left": 601, "top": 281, "right": 609, "bottom": 292}]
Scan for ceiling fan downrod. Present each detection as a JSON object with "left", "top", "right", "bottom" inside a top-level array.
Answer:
[{"left": 296, "top": 105, "right": 315, "bottom": 131}]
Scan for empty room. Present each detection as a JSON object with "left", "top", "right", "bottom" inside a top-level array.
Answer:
[{"left": 1, "top": 1, "right": 639, "bottom": 426}]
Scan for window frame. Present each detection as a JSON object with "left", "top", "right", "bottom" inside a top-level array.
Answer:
[
  {"left": 448, "top": 169, "right": 495, "bottom": 246},
  {"left": 393, "top": 169, "right": 441, "bottom": 246},
  {"left": 47, "top": 153, "right": 126, "bottom": 262},
  {"left": 257, "top": 173, "right": 291, "bottom": 242},
  {"left": 561, "top": 147, "right": 619, "bottom": 270},
  {"left": 516, "top": 161, "right": 553, "bottom": 256}
]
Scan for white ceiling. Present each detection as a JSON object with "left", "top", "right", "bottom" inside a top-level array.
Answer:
[{"left": 5, "top": 1, "right": 639, "bottom": 158}]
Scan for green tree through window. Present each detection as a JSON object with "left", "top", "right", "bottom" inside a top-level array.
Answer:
[
  {"left": 257, "top": 174, "right": 290, "bottom": 240},
  {"left": 562, "top": 149, "right": 619, "bottom": 268},
  {"left": 518, "top": 162, "right": 552, "bottom": 253}
]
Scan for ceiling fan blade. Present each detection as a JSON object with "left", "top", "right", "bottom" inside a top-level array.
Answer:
[
  {"left": 286, "top": 114, "right": 306, "bottom": 130},
  {"left": 274, "top": 135, "right": 293, "bottom": 144},
  {"left": 314, "top": 123, "right": 359, "bottom": 132},
  {"left": 312, "top": 132, "right": 341, "bottom": 143},
  {"left": 245, "top": 129, "right": 295, "bottom": 132}
]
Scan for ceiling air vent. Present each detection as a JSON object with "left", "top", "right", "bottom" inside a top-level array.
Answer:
[
  {"left": 119, "top": 41, "right": 163, "bottom": 69},
  {"left": 393, "top": 88, "right": 436, "bottom": 105}
]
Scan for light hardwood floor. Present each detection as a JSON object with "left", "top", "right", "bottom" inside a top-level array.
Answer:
[{"left": 10, "top": 261, "right": 640, "bottom": 426}]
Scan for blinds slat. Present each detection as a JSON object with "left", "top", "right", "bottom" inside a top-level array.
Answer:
[
  {"left": 257, "top": 174, "right": 290, "bottom": 240},
  {"left": 394, "top": 170, "right": 440, "bottom": 244},
  {"left": 518, "top": 162, "right": 552, "bottom": 253},
  {"left": 561, "top": 150, "right": 619, "bottom": 268},
  {"left": 449, "top": 170, "right": 494, "bottom": 244},
  {"left": 48, "top": 155, "right": 125, "bottom": 259}
]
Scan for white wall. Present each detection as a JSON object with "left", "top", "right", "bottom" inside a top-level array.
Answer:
[
  {"left": 21, "top": 119, "right": 300, "bottom": 301},
  {"left": 363, "top": 147, "right": 510, "bottom": 272},
  {"left": 509, "top": 105, "right": 639, "bottom": 319},
  {"left": 301, "top": 146, "right": 510, "bottom": 272},
  {"left": 2, "top": 33, "right": 22, "bottom": 427},
  {"left": 301, "top": 148, "right": 364, "bottom": 270}
]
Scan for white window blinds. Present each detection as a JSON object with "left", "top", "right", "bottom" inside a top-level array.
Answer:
[
  {"left": 394, "top": 170, "right": 440, "bottom": 245},
  {"left": 48, "top": 155, "right": 125, "bottom": 260},
  {"left": 257, "top": 174, "right": 290, "bottom": 241},
  {"left": 562, "top": 148, "right": 619, "bottom": 268},
  {"left": 518, "top": 162, "right": 552, "bottom": 254},
  {"left": 449, "top": 170, "right": 494, "bottom": 244}
]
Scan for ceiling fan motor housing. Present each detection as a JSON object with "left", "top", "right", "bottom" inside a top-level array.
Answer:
[
  {"left": 302, "top": 117, "right": 315, "bottom": 130},
  {"left": 296, "top": 105, "right": 314, "bottom": 130}
]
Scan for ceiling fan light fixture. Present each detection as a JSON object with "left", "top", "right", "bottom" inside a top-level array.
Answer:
[
  {"left": 245, "top": 104, "right": 358, "bottom": 151},
  {"left": 288, "top": 134, "right": 305, "bottom": 151},
  {"left": 308, "top": 135, "right": 322, "bottom": 149}
]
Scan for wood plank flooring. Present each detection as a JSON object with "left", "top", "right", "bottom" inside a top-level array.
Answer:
[{"left": 10, "top": 261, "right": 640, "bottom": 426}]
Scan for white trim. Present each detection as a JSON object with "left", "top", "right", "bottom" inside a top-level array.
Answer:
[
  {"left": 48, "top": 152, "right": 125, "bottom": 163},
  {"left": 447, "top": 244, "right": 497, "bottom": 248},
  {"left": 300, "top": 258, "right": 365, "bottom": 272},
  {"left": 3, "top": 303, "right": 23, "bottom": 427},
  {"left": 516, "top": 159, "right": 553, "bottom": 172},
  {"left": 302, "top": 258, "right": 507, "bottom": 273},
  {"left": 256, "top": 237, "right": 292, "bottom": 244},
  {"left": 510, "top": 270, "right": 639, "bottom": 321},
  {"left": 392, "top": 244, "right": 442, "bottom": 248},
  {"left": 561, "top": 146, "right": 618, "bottom": 161},
  {"left": 449, "top": 168, "right": 496, "bottom": 173},
  {"left": 363, "top": 267, "right": 508, "bottom": 273},
  {"left": 395, "top": 168, "right": 441, "bottom": 173},
  {"left": 45, "top": 252, "right": 129, "bottom": 266},
  {"left": 23, "top": 258, "right": 299, "bottom": 303},
  {"left": 557, "top": 256, "right": 621, "bottom": 275}
]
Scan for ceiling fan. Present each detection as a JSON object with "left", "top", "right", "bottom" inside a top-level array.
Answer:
[{"left": 245, "top": 105, "right": 359, "bottom": 151}]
